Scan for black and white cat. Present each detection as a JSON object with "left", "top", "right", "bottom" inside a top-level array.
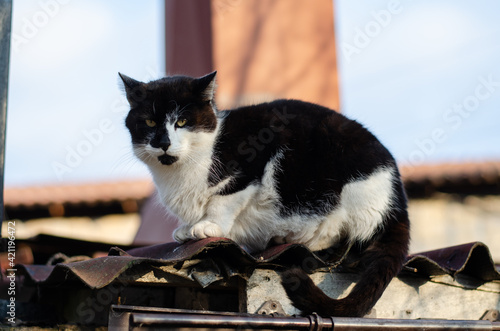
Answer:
[{"left": 120, "top": 71, "right": 410, "bottom": 317}]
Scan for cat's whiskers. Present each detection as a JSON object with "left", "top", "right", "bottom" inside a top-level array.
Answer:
[
  {"left": 111, "top": 146, "right": 149, "bottom": 176},
  {"left": 133, "top": 145, "right": 159, "bottom": 164},
  {"left": 182, "top": 150, "right": 214, "bottom": 172},
  {"left": 207, "top": 155, "right": 226, "bottom": 183},
  {"left": 111, "top": 149, "right": 138, "bottom": 172}
]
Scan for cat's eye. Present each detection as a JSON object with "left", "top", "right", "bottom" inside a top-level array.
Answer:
[
  {"left": 176, "top": 118, "right": 187, "bottom": 127},
  {"left": 145, "top": 119, "right": 156, "bottom": 127}
]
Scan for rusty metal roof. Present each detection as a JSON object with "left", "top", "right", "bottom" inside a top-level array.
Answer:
[
  {"left": 16, "top": 239, "right": 500, "bottom": 290},
  {"left": 405, "top": 241, "right": 500, "bottom": 281}
]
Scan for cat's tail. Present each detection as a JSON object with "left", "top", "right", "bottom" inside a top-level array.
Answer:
[{"left": 280, "top": 210, "right": 410, "bottom": 317}]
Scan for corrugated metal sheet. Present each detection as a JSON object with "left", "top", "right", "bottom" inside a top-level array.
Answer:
[
  {"left": 17, "top": 239, "right": 500, "bottom": 289},
  {"left": 405, "top": 241, "right": 500, "bottom": 281}
]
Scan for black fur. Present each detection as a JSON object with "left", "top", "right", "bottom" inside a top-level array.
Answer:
[{"left": 211, "top": 100, "right": 398, "bottom": 216}]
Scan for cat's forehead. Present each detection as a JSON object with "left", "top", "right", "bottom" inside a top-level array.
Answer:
[
  {"left": 145, "top": 76, "right": 199, "bottom": 108},
  {"left": 148, "top": 76, "right": 196, "bottom": 96}
]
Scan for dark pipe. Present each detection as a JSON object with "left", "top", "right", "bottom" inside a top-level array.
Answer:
[
  {"left": 133, "top": 313, "right": 320, "bottom": 329},
  {"left": 110, "top": 305, "right": 500, "bottom": 331},
  {"left": 132, "top": 313, "right": 498, "bottom": 330}
]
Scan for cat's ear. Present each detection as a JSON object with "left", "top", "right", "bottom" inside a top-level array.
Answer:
[
  {"left": 119, "top": 73, "right": 146, "bottom": 106},
  {"left": 196, "top": 71, "right": 217, "bottom": 102}
]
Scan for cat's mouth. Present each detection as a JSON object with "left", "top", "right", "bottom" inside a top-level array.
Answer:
[{"left": 158, "top": 154, "right": 179, "bottom": 165}]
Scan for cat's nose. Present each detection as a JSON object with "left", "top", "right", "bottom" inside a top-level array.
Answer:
[{"left": 158, "top": 134, "right": 171, "bottom": 151}]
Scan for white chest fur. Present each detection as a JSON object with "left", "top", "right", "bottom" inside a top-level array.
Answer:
[{"left": 147, "top": 131, "right": 226, "bottom": 224}]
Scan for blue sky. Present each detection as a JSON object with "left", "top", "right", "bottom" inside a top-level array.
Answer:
[
  {"left": 6, "top": 0, "right": 164, "bottom": 186},
  {"left": 5, "top": 1, "right": 500, "bottom": 187},
  {"left": 336, "top": 1, "right": 500, "bottom": 166}
]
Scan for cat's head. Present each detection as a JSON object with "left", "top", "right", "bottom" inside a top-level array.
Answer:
[{"left": 120, "top": 71, "right": 218, "bottom": 167}]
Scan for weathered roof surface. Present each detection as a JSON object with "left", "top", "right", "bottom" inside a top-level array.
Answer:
[
  {"left": 400, "top": 160, "right": 500, "bottom": 197},
  {"left": 4, "top": 179, "right": 154, "bottom": 208},
  {"left": 400, "top": 160, "right": 500, "bottom": 186},
  {"left": 4, "top": 160, "right": 500, "bottom": 210},
  {"left": 16, "top": 239, "right": 500, "bottom": 290},
  {"left": 405, "top": 241, "right": 500, "bottom": 281}
]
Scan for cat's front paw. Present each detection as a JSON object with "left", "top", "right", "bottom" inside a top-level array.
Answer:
[
  {"left": 190, "top": 220, "right": 224, "bottom": 239},
  {"left": 173, "top": 225, "right": 192, "bottom": 243}
]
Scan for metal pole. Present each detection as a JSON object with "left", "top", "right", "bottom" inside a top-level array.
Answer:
[
  {"left": 0, "top": 0, "right": 12, "bottom": 236},
  {"left": 131, "top": 313, "right": 499, "bottom": 330},
  {"left": 109, "top": 306, "right": 500, "bottom": 330}
]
